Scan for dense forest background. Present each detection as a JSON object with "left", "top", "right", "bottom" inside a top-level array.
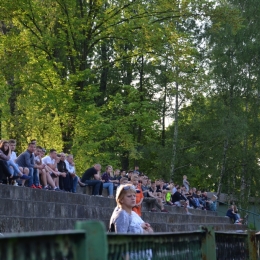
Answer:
[{"left": 0, "top": 0, "right": 260, "bottom": 204}]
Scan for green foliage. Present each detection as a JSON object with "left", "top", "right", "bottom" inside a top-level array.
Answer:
[{"left": 2, "top": 0, "right": 260, "bottom": 213}]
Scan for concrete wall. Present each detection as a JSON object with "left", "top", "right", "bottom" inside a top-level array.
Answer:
[{"left": 0, "top": 185, "right": 247, "bottom": 233}]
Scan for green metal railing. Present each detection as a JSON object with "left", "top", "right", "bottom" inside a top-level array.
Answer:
[{"left": 0, "top": 221, "right": 259, "bottom": 260}]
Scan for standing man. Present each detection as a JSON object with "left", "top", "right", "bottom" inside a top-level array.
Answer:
[{"left": 81, "top": 164, "right": 103, "bottom": 196}]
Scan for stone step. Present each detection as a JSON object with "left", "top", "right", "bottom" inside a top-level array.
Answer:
[
  {"left": 0, "top": 185, "right": 117, "bottom": 207},
  {"left": 150, "top": 222, "right": 247, "bottom": 233},
  {"left": 142, "top": 198, "right": 217, "bottom": 216},
  {"left": 0, "top": 198, "right": 114, "bottom": 219},
  {"left": 141, "top": 211, "right": 232, "bottom": 225},
  {"left": 0, "top": 216, "right": 110, "bottom": 233},
  {"left": 0, "top": 185, "right": 245, "bottom": 234}
]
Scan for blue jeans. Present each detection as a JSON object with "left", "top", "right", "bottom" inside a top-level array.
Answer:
[
  {"left": 33, "top": 168, "right": 39, "bottom": 186},
  {"left": 84, "top": 180, "right": 103, "bottom": 195},
  {"left": 28, "top": 167, "right": 34, "bottom": 187},
  {"left": 71, "top": 176, "right": 78, "bottom": 193},
  {"left": 103, "top": 182, "right": 114, "bottom": 196},
  {"left": 210, "top": 201, "right": 217, "bottom": 212},
  {"left": 7, "top": 160, "right": 21, "bottom": 176}
]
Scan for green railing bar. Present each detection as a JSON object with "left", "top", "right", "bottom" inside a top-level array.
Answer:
[
  {"left": 0, "top": 222, "right": 259, "bottom": 260},
  {"left": 201, "top": 226, "right": 217, "bottom": 260},
  {"left": 248, "top": 231, "right": 257, "bottom": 260},
  {"left": 75, "top": 220, "right": 108, "bottom": 260}
]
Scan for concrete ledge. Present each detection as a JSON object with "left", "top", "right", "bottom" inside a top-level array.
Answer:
[
  {"left": 0, "top": 216, "right": 110, "bottom": 233},
  {"left": 0, "top": 185, "right": 238, "bottom": 233},
  {"left": 150, "top": 223, "right": 247, "bottom": 232}
]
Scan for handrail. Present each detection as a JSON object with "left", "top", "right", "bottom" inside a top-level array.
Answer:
[{"left": 1, "top": 221, "right": 259, "bottom": 260}]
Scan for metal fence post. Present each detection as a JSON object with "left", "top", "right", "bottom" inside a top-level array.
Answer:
[
  {"left": 201, "top": 226, "right": 217, "bottom": 260},
  {"left": 247, "top": 231, "right": 257, "bottom": 260},
  {"left": 75, "top": 220, "right": 108, "bottom": 260}
]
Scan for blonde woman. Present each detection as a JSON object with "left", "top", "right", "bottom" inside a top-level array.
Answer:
[{"left": 109, "top": 184, "right": 153, "bottom": 233}]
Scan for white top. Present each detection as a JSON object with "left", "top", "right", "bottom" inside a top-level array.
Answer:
[
  {"left": 65, "top": 160, "right": 75, "bottom": 174},
  {"left": 34, "top": 155, "right": 41, "bottom": 164},
  {"left": 42, "top": 155, "right": 55, "bottom": 165},
  {"left": 10, "top": 151, "right": 17, "bottom": 162},
  {"left": 109, "top": 208, "right": 144, "bottom": 234},
  {"left": 172, "top": 187, "right": 177, "bottom": 194}
]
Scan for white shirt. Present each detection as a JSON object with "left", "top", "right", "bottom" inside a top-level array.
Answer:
[
  {"left": 10, "top": 151, "right": 17, "bottom": 162},
  {"left": 42, "top": 155, "right": 55, "bottom": 166},
  {"left": 65, "top": 160, "right": 75, "bottom": 174},
  {"left": 34, "top": 155, "right": 41, "bottom": 164}
]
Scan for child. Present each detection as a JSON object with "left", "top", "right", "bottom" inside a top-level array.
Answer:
[
  {"left": 131, "top": 175, "right": 144, "bottom": 216},
  {"left": 183, "top": 175, "right": 190, "bottom": 192}
]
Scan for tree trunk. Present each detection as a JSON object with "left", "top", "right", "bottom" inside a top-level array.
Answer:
[
  {"left": 170, "top": 81, "right": 179, "bottom": 181},
  {"left": 217, "top": 139, "right": 228, "bottom": 198}
]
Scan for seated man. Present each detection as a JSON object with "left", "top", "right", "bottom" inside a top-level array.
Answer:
[
  {"left": 57, "top": 153, "right": 69, "bottom": 191},
  {"left": 65, "top": 154, "right": 78, "bottom": 193},
  {"left": 101, "top": 165, "right": 115, "bottom": 198},
  {"left": 35, "top": 147, "right": 58, "bottom": 190},
  {"left": 147, "top": 181, "right": 168, "bottom": 213},
  {"left": 141, "top": 176, "right": 150, "bottom": 197},
  {"left": 119, "top": 177, "right": 128, "bottom": 186},
  {"left": 15, "top": 142, "right": 36, "bottom": 188},
  {"left": 42, "top": 149, "right": 66, "bottom": 189},
  {"left": 81, "top": 164, "right": 103, "bottom": 196},
  {"left": 172, "top": 186, "right": 191, "bottom": 214}
]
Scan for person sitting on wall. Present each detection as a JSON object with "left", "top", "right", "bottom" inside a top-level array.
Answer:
[
  {"left": 81, "top": 164, "right": 103, "bottom": 196},
  {"left": 171, "top": 186, "right": 192, "bottom": 214},
  {"left": 147, "top": 181, "right": 168, "bottom": 213},
  {"left": 111, "top": 169, "right": 121, "bottom": 190},
  {"left": 101, "top": 165, "right": 115, "bottom": 198},
  {"left": 226, "top": 204, "right": 241, "bottom": 224}
]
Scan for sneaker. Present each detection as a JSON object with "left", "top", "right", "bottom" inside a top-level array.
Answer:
[
  {"left": 54, "top": 187, "right": 61, "bottom": 191},
  {"left": 20, "top": 174, "right": 31, "bottom": 180},
  {"left": 150, "top": 208, "right": 157, "bottom": 212},
  {"left": 36, "top": 185, "right": 42, "bottom": 189},
  {"left": 30, "top": 184, "right": 37, "bottom": 189},
  {"left": 187, "top": 212, "right": 193, "bottom": 215},
  {"left": 13, "top": 181, "right": 18, "bottom": 186},
  {"left": 161, "top": 209, "right": 168, "bottom": 213}
]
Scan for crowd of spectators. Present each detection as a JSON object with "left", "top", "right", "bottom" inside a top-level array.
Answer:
[
  {"left": 0, "top": 140, "right": 85, "bottom": 192},
  {"left": 0, "top": 139, "right": 219, "bottom": 217},
  {"left": 80, "top": 165, "right": 218, "bottom": 216}
]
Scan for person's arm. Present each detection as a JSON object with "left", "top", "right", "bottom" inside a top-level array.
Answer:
[
  {"left": 114, "top": 212, "right": 131, "bottom": 233},
  {"left": 65, "top": 160, "right": 74, "bottom": 174},
  {"left": 7, "top": 147, "right": 11, "bottom": 157},
  {"left": 147, "top": 191, "right": 156, "bottom": 198},
  {"left": 0, "top": 150, "right": 10, "bottom": 161},
  {"left": 94, "top": 172, "right": 101, "bottom": 180},
  {"left": 136, "top": 197, "right": 144, "bottom": 206}
]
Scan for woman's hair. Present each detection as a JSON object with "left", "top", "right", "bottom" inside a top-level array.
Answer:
[
  {"left": 116, "top": 184, "right": 136, "bottom": 206},
  {"left": 0, "top": 140, "right": 9, "bottom": 155}
]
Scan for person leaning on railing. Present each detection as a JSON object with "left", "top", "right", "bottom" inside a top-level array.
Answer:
[{"left": 109, "top": 184, "right": 153, "bottom": 233}]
